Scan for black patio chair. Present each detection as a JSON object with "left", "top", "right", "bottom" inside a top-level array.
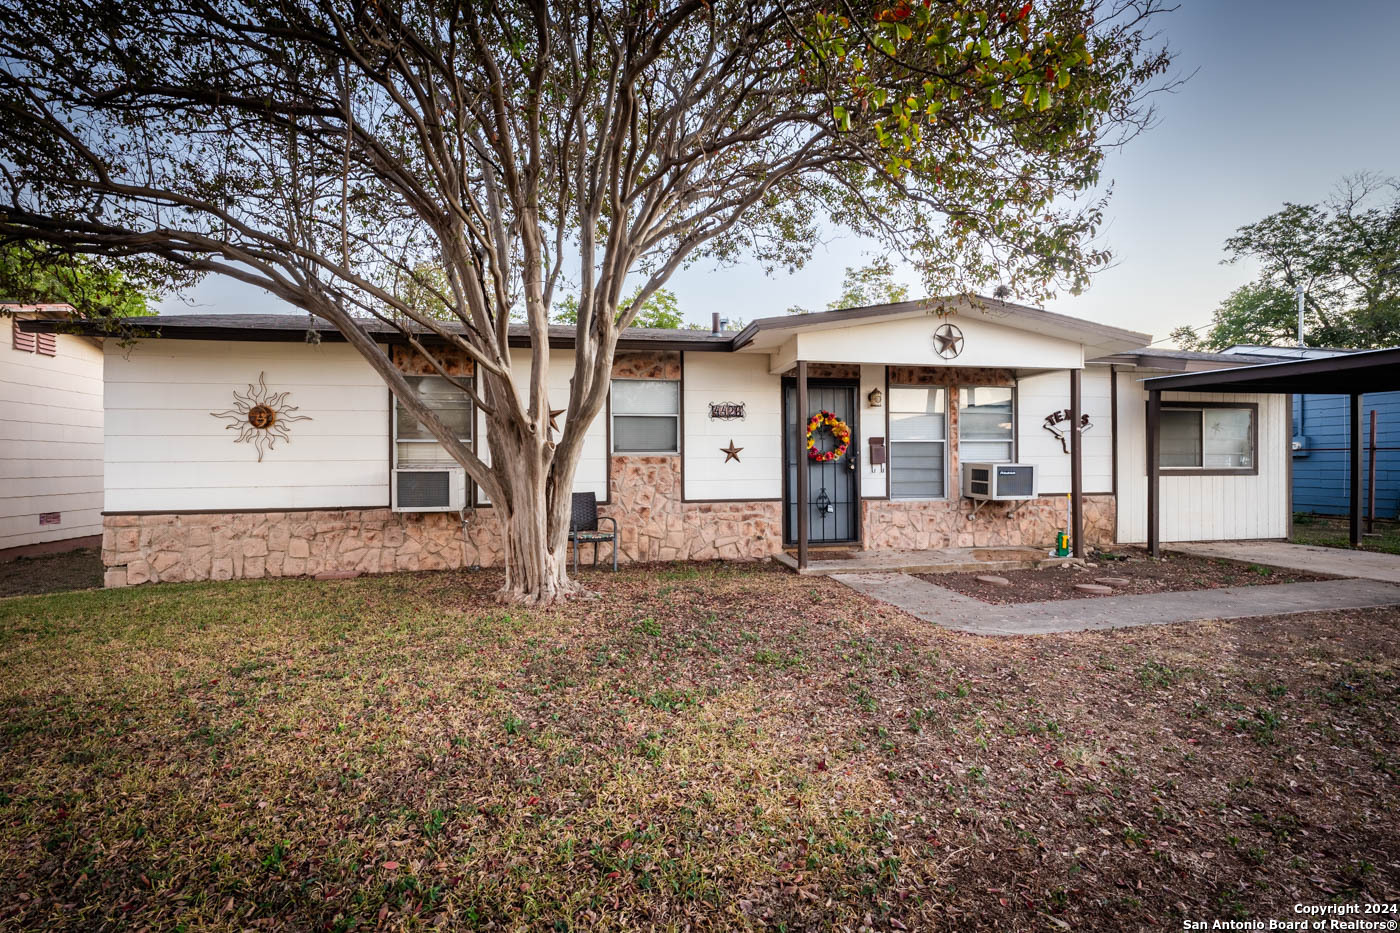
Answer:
[{"left": 568, "top": 491, "right": 618, "bottom": 572}]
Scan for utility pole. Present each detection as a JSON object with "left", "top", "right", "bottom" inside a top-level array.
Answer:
[{"left": 1296, "top": 283, "right": 1306, "bottom": 348}]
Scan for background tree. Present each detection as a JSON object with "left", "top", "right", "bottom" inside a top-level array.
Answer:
[
  {"left": 0, "top": 0, "right": 1171, "bottom": 604},
  {"left": 785, "top": 257, "right": 910, "bottom": 313},
  {"left": 1175, "top": 174, "right": 1400, "bottom": 351},
  {"left": 555, "top": 288, "right": 683, "bottom": 329},
  {"left": 0, "top": 242, "right": 153, "bottom": 318},
  {"left": 828, "top": 258, "right": 911, "bottom": 309}
]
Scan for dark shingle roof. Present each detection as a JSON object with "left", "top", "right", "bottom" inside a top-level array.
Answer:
[{"left": 22, "top": 312, "right": 735, "bottom": 351}]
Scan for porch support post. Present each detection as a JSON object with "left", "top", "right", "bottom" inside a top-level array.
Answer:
[
  {"left": 796, "top": 360, "right": 810, "bottom": 570},
  {"left": 1069, "top": 368, "right": 1085, "bottom": 558},
  {"left": 1147, "top": 389, "right": 1161, "bottom": 557},
  {"left": 1350, "top": 391, "right": 1363, "bottom": 547}
]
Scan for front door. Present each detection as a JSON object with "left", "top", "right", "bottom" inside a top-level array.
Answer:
[{"left": 784, "top": 381, "right": 859, "bottom": 545}]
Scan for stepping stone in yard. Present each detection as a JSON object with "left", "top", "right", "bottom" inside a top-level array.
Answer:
[
  {"left": 1096, "top": 577, "right": 1131, "bottom": 587},
  {"left": 1074, "top": 583, "right": 1115, "bottom": 595},
  {"left": 975, "top": 574, "right": 1011, "bottom": 586}
]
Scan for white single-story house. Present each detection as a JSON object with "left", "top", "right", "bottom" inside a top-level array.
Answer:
[
  {"left": 1, "top": 303, "right": 105, "bottom": 561},
  {"left": 22, "top": 297, "right": 1295, "bottom": 586}
]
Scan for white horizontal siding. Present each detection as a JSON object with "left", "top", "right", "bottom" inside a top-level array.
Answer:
[
  {"left": 1, "top": 319, "right": 105, "bottom": 549},
  {"left": 785, "top": 313, "right": 1085, "bottom": 371},
  {"left": 1016, "top": 367, "right": 1113, "bottom": 495},
  {"left": 683, "top": 352, "right": 782, "bottom": 500},
  {"left": 859, "top": 364, "right": 888, "bottom": 498},
  {"left": 104, "top": 339, "right": 390, "bottom": 512}
]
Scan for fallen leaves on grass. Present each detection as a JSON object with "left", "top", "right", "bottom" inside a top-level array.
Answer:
[{"left": 0, "top": 564, "right": 1396, "bottom": 930}]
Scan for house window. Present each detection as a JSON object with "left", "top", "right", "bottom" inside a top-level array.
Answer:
[
  {"left": 1159, "top": 404, "right": 1256, "bottom": 472},
  {"left": 393, "top": 375, "right": 472, "bottom": 467},
  {"left": 958, "top": 386, "right": 1014, "bottom": 462},
  {"left": 611, "top": 379, "right": 679, "bottom": 453},
  {"left": 889, "top": 385, "right": 947, "bottom": 498}
]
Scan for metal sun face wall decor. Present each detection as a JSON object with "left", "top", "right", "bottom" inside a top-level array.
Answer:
[{"left": 211, "top": 372, "right": 312, "bottom": 461}]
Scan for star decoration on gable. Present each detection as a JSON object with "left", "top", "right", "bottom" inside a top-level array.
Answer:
[
  {"left": 720, "top": 440, "right": 744, "bottom": 463},
  {"left": 933, "top": 322, "right": 964, "bottom": 359}
]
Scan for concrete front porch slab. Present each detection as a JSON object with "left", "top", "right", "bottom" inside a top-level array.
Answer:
[
  {"left": 1167, "top": 540, "right": 1400, "bottom": 584},
  {"left": 831, "top": 573, "right": 1400, "bottom": 636},
  {"left": 774, "top": 545, "right": 1080, "bottom": 576}
]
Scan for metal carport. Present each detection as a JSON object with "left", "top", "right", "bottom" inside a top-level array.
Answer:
[{"left": 1142, "top": 347, "right": 1400, "bottom": 555}]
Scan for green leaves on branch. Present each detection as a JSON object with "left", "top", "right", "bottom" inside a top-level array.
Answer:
[
  {"left": 0, "top": 242, "right": 153, "bottom": 318},
  {"left": 794, "top": 0, "right": 1163, "bottom": 299}
]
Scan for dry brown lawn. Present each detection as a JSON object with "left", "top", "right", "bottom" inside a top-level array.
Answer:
[{"left": 0, "top": 563, "right": 1396, "bottom": 930}]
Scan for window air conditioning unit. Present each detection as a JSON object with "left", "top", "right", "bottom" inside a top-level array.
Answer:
[
  {"left": 961, "top": 462, "right": 1037, "bottom": 501},
  {"left": 392, "top": 467, "right": 467, "bottom": 512}
]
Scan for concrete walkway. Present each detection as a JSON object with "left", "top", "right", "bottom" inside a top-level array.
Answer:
[
  {"left": 1168, "top": 540, "right": 1400, "bottom": 584},
  {"left": 832, "top": 573, "right": 1400, "bottom": 636},
  {"left": 773, "top": 545, "right": 1078, "bottom": 576}
]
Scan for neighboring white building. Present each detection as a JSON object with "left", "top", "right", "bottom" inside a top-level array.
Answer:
[
  {"left": 21, "top": 298, "right": 1295, "bottom": 586},
  {"left": 1, "top": 304, "right": 104, "bottom": 559}
]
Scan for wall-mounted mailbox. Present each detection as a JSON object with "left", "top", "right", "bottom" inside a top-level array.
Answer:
[{"left": 868, "top": 436, "right": 886, "bottom": 470}]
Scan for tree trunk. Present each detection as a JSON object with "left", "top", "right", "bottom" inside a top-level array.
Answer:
[{"left": 485, "top": 418, "right": 583, "bottom": 607}]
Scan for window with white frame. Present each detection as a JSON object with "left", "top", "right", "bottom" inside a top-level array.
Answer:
[
  {"left": 611, "top": 379, "right": 680, "bottom": 453},
  {"left": 957, "top": 386, "right": 1014, "bottom": 462},
  {"left": 889, "top": 385, "right": 948, "bottom": 498},
  {"left": 1159, "top": 404, "right": 1255, "bottom": 472},
  {"left": 393, "top": 375, "right": 473, "bottom": 467}
]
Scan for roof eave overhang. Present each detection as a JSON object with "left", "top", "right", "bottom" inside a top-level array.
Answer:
[
  {"left": 1141, "top": 347, "right": 1400, "bottom": 394},
  {"left": 733, "top": 295, "right": 1150, "bottom": 357},
  {"left": 16, "top": 318, "right": 737, "bottom": 352}
]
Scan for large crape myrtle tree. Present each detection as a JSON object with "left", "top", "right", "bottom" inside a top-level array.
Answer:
[{"left": 0, "top": 0, "right": 1170, "bottom": 604}]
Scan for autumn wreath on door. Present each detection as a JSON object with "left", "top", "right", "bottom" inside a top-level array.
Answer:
[{"left": 806, "top": 410, "right": 851, "bottom": 462}]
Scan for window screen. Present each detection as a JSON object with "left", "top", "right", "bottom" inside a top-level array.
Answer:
[
  {"left": 958, "top": 386, "right": 1014, "bottom": 462},
  {"left": 889, "top": 386, "right": 947, "bottom": 498},
  {"left": 394, "top": 375, "right": 472, "bottom": 467},
  {"left": 612, "top": 379, "right": 679, "bottom": 453}
]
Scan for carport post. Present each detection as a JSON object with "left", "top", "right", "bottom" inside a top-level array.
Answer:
[
  {"left": 796, "top": 360, "right": 810, "bottom": 570},
  {"left": 1350, "top": 392, "right": 1363, "bottom": 547},
  {"left": 1070, "top": 368, "right": 1084, "bottom": 557},
  {"left": 1147, "top": 389, "right": 1161, "bottom": 557}
]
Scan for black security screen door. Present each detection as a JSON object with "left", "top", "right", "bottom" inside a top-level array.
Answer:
[{"left": 784, "top": 381, "right": 859, "bottom": 545}]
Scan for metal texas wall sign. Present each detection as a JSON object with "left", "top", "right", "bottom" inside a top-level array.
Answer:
[
  {"left": 708, "top": 401, "right": 746, "bottom": 420},
  {"left": 1042, "top": 408, "right": 1092, "bottom": 454}
]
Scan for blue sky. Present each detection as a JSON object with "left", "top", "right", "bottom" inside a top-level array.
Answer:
[{"left": 160, "top": 0, "right": 1400, "bottom": 346}]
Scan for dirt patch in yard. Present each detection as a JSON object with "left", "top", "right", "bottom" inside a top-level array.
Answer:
[
  {"left": 919, "top": 546, "right": 1337, "bottom": 604},
  {"left": 0, "top": 563, "right": 1396, "bottom": 930},
  {"left": 0, "top": 547, "right": 103, "bottom": 598}
]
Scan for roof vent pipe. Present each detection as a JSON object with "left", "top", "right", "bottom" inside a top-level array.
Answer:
[{"left": 711, "top": 312, "right": 721, "bottom": 336}]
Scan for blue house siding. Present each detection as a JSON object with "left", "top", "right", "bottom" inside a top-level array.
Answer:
[{"left": 1292, "top": 391, "right": 1400, "bottom": 519}]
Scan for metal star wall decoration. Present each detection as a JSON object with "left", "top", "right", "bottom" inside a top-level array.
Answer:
[
  {"left": 211, "top": 372, "right": 312, "bottom": 461},
  {"left": 549, "top": 408, "right": 566, "bottom": 433},
  {"left": 933, "top": 322, "right": 964, "bottom": 359},
  {"left": 720, "top": 440, "right": 744, "bottom": 463}
]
